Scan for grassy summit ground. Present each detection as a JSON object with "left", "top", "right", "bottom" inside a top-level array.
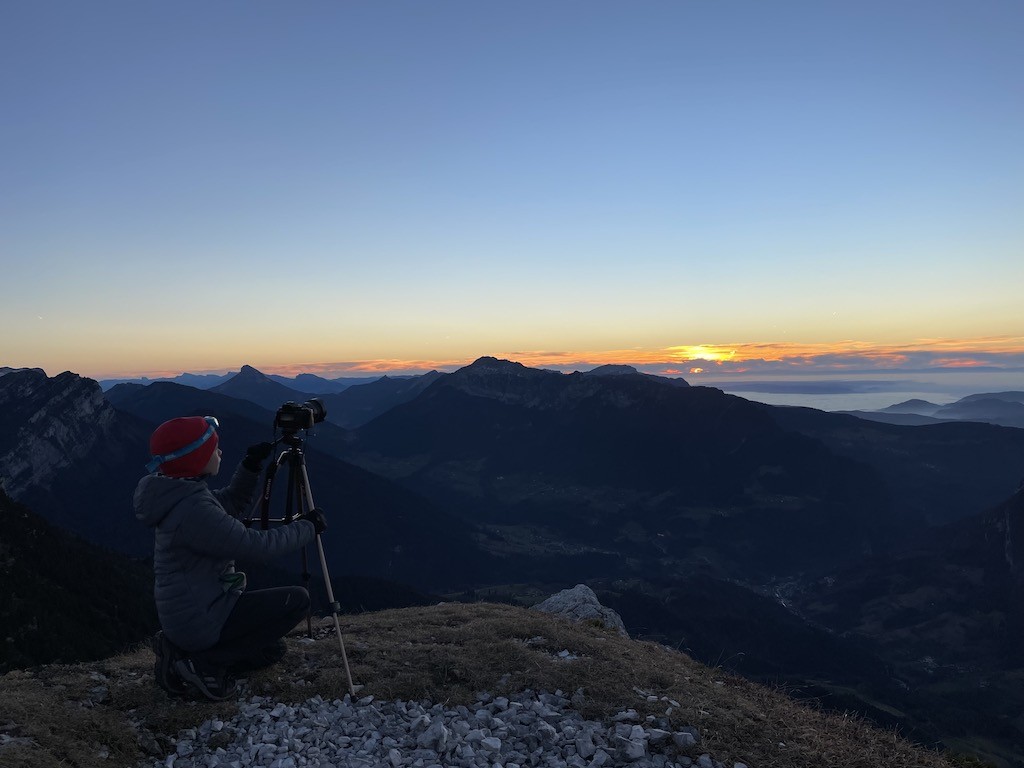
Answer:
[{"left": 0, "top": 602, "right": 963, "bottom": 768}]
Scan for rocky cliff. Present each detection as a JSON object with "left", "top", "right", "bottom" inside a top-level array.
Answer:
[
  {"left": 0, "top": 369, "right": 151, "bottom": 550},
  {"left": 0, "top": 369, "right": 118, "bottom": 497}
]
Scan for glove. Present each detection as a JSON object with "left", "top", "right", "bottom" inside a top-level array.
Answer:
[
  {"left": 300, "top": 507, "right": 328, "bottom": 535},
  {"left": 243, "top": 442, "right": 274, "bottom": 472}
]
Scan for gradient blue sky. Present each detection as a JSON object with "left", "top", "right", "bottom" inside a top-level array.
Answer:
[{"left": 2, "top": 1, "right": 1022, "bottom": 396}]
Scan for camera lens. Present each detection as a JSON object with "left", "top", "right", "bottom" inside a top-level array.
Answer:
[{"left": 304, "top": 398, "right": 327, "bottom": 424}]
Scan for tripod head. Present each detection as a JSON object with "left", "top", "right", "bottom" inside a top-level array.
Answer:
[{"left": 274, "top": 431, "right": 307, "bottom": 451}]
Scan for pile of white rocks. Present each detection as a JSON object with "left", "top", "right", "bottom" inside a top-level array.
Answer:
[{"left": 150, "top": 689, "right": 749, "bottom": 768}]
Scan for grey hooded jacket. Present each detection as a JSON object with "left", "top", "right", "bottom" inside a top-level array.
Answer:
[{"left": 134, "top": 465, "right": 315, "bottom": 651}]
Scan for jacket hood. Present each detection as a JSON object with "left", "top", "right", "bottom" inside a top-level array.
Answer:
[{"left": 134, "top": 473, "right": 208, "bottom": 527}]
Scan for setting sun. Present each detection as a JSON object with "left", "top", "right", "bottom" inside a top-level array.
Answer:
[{"left": 667, "top": 346, "right": 737, "bottom": 364}]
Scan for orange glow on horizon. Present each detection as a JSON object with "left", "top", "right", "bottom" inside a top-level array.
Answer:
[
  {"left": 84, "top": 335, "right": 1024, "bottom": 380},
  {"left": 502, "top": 336, "right": 1024, "bottom": 372}
]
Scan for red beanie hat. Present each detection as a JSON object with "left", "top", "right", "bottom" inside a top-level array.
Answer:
[{"left": 148, "top": 416, "right": 220, "bottom": 478}]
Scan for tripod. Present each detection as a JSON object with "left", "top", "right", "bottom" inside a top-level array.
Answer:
[{"left": 247, "top": 431, "right": 356, "bottom": 696}]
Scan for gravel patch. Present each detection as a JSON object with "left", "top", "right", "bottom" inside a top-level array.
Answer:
[{"left": 145, "top": 689, "right": 749, "bottom": 768}]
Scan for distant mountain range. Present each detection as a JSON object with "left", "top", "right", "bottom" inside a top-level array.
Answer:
[
  {"left": 346, "top": 356, "right": 903, "bottom": 580},
  {"left": 841, "top": 391, "right": 1024, "bottom": 429},
  {"left": 99, "top": 371, "right": 382, "bottom": 393},
  {"left": 99, "top": 366, "right": 1024, "bottom": 431}
]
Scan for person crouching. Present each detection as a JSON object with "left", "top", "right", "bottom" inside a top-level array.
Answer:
[{"left": 134, "top": 416, "right": 327, "bottom": 700}]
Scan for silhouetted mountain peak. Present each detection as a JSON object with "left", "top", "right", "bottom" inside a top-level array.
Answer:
[
  {"left": 209, "top": 365, "right": 313, "bottom": 410},
  {"left": 585, "top": 364, "right": 639, "bottom": 377},
  {"left": 439, "top": 357, "right": 565, "bottom": 407},
  {"left": 879, "top": 399, "right": 941, "bottom": 415},
  {"left": 464, "top": 356, "right": 547, "bottom": 376},
  {"left": 434, "top": 357, "right": 695, "bottom": 409},
  {"left": 236, "top": 364, "right": 267, "bottom": 380},
  {"left": 958, "top": 391, "right": 1024, "bottom": 405},
  {"left": 583, "top": 364, "right": 690, "bottom": 388},
  {"left": 0, "top": 366, "right": 47, "bottom": 378}
]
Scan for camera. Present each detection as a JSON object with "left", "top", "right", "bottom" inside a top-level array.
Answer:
[{"left": 275, "top": 398, "right": 327, "bottom": 432}]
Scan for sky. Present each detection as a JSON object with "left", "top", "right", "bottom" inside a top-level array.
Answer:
[{"left": 2, "top": 1, "right": 1022, "bottom": 407}]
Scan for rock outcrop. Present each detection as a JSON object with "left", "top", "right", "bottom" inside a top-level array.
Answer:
[
  {"left": 0, "top": 368, "right": 151, "bottom": 552},
  {"left": 532, "top": 584, "right": 628, "bottom": 636},
  {"left": 0, "top": 369, "right": 118, "bottom": 497}
]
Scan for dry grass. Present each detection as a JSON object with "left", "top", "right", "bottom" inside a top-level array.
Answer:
[{"left": 0, "top": 602, "right": 960, "bottom": 768}]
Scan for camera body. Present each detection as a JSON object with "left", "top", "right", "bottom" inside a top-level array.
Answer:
[{"left": 275, "top": 398, "right": 327, "bottom": 432}]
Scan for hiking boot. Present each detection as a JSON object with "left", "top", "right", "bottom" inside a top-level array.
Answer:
[
  {"left": 172, "top": 657, "right": 238, "bottom": 701},
  {"left": 151, "top": 631, "right": 187, "bottom": 696}
]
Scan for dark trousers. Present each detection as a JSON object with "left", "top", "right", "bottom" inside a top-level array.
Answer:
[{"left": 193, "top": 586, "right": 310, "bottom": 669}]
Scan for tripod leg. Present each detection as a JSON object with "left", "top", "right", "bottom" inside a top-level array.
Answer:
[
  {"left": 292, "top": 459, "right": 314, "bottom": 638},
  {"left": 250, "top": 451, "right": 283, "bottom": 529},
  {"left": 314, "top": 532, "right": 356, "bottom": 696},
  {"left": 298, "top": 463, "right": 356, "bottom": 697}
]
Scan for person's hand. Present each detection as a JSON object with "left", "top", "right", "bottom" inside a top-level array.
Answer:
[
  {"left": 243, "top": 441, "right": 275, "bottom": 472},
  {"left": 300, "top": 507, "right": 328, "bottom": 535}
]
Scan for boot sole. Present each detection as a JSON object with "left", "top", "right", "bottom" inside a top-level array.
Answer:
[{"left": 172, "top": 659, "right": 237, "bottom": 702}]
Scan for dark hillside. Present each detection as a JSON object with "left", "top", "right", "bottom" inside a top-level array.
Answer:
[
  {"left": 350, "top": 359, "right": 898, "bottom": 580},
  {"left": 106, "top": 380, "right": 275, "bottom": 423},
  {"left": 106, "top": 379, "right": 353, "bottom": 458},
  {"left": 792, "top": 486, "right": 1024, "bottom": 764},
  {"left": 935, "top": 397, "right": 1024, "bottom": 428},
  {"left": 0, "top": 489, "right": 157, "bottom": 671},
  {"left": 764, "top": 405, "right": 1024, "bottom": 524},
  {"left": 317, "top": 371, "right": 445, "bottom": 428}
]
